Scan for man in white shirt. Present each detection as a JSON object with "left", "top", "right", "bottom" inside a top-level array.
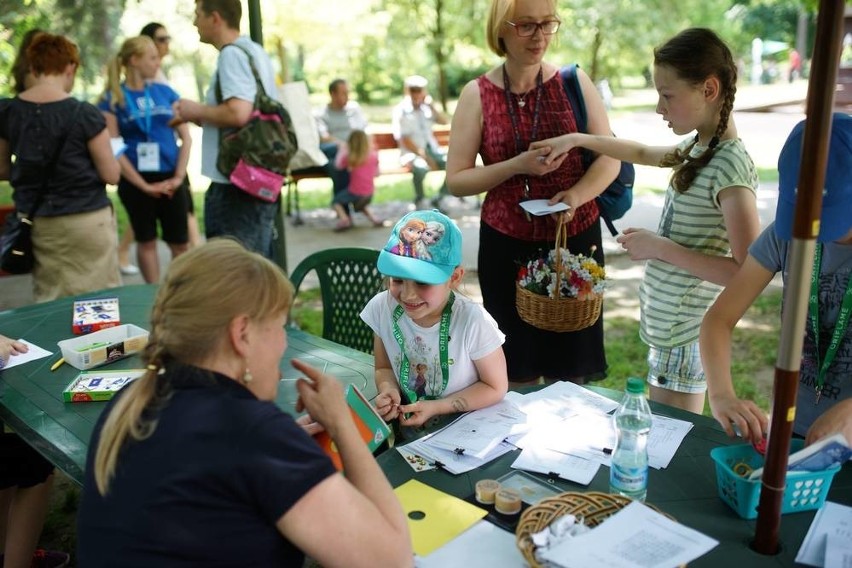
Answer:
[{"left": 392, "top": 75, "right": 451, "bottom": 210}]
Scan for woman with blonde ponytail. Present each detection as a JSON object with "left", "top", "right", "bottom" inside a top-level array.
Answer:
[
  {"left": 77, "top": 239, "right": 412, "bottom": 568},
  {"left": 98, "top": 36, "right": 192, "bottom": 284},
  {"left": 532, "top": 28, "right": 761, "bottom": 414}
]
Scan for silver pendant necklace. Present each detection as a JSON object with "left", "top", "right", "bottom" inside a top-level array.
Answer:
[{"left": 517, "top": 95, "right": 526, "bottom": 108}]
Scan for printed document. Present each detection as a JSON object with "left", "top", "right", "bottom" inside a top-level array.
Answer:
[
  {"left": 796, "top": 501, "right": 852, "bottom": 567},
  {"left": 540, "top": 501, "right": 718, "bottom": 568}
]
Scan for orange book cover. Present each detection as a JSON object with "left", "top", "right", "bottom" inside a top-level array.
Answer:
[{"left": 314, "top": 384, "right": 390, "bottom": 471}]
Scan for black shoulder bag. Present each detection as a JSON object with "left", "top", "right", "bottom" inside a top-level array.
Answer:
[
  {"left": 0, "top": 101, "right": 81, "bottom": 274},
  {"left": 560, "top": 65, "right": 635, "bottom": 237}
]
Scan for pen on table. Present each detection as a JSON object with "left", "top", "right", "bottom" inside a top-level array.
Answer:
[{"left": 50, "top": 358, "right": 65, "bottom": 372}]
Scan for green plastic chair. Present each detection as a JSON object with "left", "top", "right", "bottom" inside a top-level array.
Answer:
[{"left": 288, "top": 247, "right": 384, "bottom": 354}]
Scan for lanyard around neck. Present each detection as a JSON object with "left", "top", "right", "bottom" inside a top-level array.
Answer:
[
  {"left": 391, "top": 292, "right": 455, "bottom": 403},
  {"left": 121, "top": 83, "right": 152, "bottom": 138},
  {"left": 502, "top": 65, "right": 543, "bottom": 204},
  {"left": 808, "top": 244, "right": 852, "bottom": 404}
]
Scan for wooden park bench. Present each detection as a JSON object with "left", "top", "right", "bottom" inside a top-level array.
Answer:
[{"left": 284, "top": 125, "right": 451, "bottom": 224}]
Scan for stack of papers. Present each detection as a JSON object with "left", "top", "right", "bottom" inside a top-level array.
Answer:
[
  {"left": 397, "top": 400, "right": 523, "bottom": 474},
  {"left": 396, "top": 382, "right": 694, "bottom": 481}
]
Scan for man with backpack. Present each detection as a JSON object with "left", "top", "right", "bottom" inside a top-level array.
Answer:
[{"left": 173, "top": 0, "right": 279, "bottom": 259}]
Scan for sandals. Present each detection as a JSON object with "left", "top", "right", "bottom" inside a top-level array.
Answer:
[{"left": 333, "top": 219, "right": 353, "bottom": 232}]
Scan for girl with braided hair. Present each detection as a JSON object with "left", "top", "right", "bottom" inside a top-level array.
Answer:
[
  {"left": 533, "top": 28, "right": 760, "bottom": 413},
  {"left": 77, "top": 239, "right": 411, "bottom": 567}
]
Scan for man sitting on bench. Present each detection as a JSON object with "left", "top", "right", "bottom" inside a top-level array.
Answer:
[{"left": 392, "top": 75, "right": 452, "bottom": 211}]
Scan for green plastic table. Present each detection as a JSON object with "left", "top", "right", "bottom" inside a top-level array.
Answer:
[
  {"left": 0, "top": 284, "right": 376, "bottom": 485},
  {"left": 378, "top": 386, "right": 851, "bottom": 566}
]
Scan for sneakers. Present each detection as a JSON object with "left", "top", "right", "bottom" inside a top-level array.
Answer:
[
  {"left": 119, "top": 263, "right": 140, "bottom": 276},
  {"left": 31, "top": 549, "right": 71, "bottom": 568}
]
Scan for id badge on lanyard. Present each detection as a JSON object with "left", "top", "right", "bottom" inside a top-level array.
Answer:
[
  {"left": 136, "top": 142, "right": 160, "bottom": 172},
  {"left": 124, "top": 84, "right": 160, "bottom": 172}
]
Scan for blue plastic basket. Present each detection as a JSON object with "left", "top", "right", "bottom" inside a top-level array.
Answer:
[{"left": 710, "top": 440, "right": 841, "bottom": 520}]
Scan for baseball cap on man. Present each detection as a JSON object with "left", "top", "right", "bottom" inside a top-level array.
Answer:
[
  {"left": 404, "top": 75, "right": 429, "bottom": 89},
  {"left": 377, "top": 210, "right": 463, "bottom": 285},
  {"left": 775, "top": 112, "right": 852, "bottom": 242}
]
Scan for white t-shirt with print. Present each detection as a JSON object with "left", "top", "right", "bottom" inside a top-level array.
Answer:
[{"left": 360, "top": 291, "right": 505, "bottom": 399}]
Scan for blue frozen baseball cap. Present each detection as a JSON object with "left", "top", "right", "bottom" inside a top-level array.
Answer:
[
  {"left": 775, "top": 113, "right": 852, "bottom": 243},
  {"left": 377, "top": 210, "right": 463, "bottom": 285}
]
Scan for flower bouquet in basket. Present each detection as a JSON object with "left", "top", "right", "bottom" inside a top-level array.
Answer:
[{"left": 515, "top": 224, "right": 605, "bottom": 332}]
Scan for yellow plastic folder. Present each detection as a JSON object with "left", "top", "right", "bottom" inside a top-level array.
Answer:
[{"left": 393, "top": 479, "right": 487, "bottom": 556}]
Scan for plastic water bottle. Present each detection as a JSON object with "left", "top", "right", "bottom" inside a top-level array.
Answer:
[{"left": 609, "top": 377, "right": 652, "bottom": 501}]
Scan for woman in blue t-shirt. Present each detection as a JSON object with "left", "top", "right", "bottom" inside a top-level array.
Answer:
[{"left": 98, "top": 35, "right": 192, "bottom": 284}]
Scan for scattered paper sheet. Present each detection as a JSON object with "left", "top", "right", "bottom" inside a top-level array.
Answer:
[
  {"left": 110, "top": 137, "right": 128, "bottom": 157},
  {"left": 0, "top": 340, "right": 53, "bottom": 370},
  {"left": 512, "top": 445, "right": 600, "bottom": 485},
  {"left": 519, "top": 411, "right": 692, "bottom": 470},
  {"left": 825, "top": 535, "right": 852, "bottom": 568},
  {"left": 796, "top": 501, "right": 852, "bottom": 567},
  {"left": 424, "top": 400, "right": 522, "bottom": 459},
  {"left": 415, "top": 520, "right": 522, "bottom": 567},
  {"left": 398, "top": 437, "right": 515, "bottom": 475},
  {"left": 540, "top": 501, "right": 718, "bottom": 568},
  {"left": 519, "top": 199, "right": 569, "bottom": 216}
]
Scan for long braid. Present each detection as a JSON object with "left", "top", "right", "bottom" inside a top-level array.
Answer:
[{"left": 654, "top": 28, "right": 738, "bottom": 194}]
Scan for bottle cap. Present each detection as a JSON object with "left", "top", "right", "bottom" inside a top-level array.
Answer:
[{"left": 626, "top": 377, "right": 645, "bottom": 394}]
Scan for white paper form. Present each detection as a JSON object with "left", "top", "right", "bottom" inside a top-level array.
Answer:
[
  {"left": 512, "top": 445, "right": 600, "bottom": 485},
  {"left": 505, "top": 383, "right": 620, "bottom": 445},
  {"left": 0, "top": 340, "right": 52, "bottom": 370},
  {"left": 519, "top": 411, "right": 693, "bottom": 470},
  {"left": 424, "top": 400, "right": 523, "bottom": 459},
  {"left": 797, "top": 501, "right": 852, "bottom": 567},
  {"left": 826, "top": 536, "right": 852, "bottom": 568},
  {"left": 519, "top": 199, "right": 570, "bottom": 216},
  {"left": 398, "top": 437, "right": 515, "bottom": 475},
  {"left": 415, "top": 519, "right": 523, "bottom": 567},
  {"left": 540, "top": 501, "right": 718, "bottom": 568}
]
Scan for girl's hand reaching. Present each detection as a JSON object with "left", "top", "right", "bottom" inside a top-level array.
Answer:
[
  {"left": 374, "top": 388, "right": 401, "bottom": 421},
  {"left": 515, "top": 147, "right": 567, "bottom": 177},
  {"left": 529, "top": 133, "right": 581, "bottom": 166},
  {"left": 398, "top": 400, "right": 440, "bottom": 428},
  {"left": 709, "top": 393, "right": 768, "bottom": 445},
  {"left": 615, "top": 228, "right": 667, "bottom": 261}
]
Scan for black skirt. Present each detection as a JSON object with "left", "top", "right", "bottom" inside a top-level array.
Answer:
[{"left": 478, "top": 220, "right": 607, "bottom": 383}]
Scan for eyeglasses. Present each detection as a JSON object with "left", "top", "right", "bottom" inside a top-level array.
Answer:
[
  {"left": 155, "top": 36, "right": 172, "bottom": 44},
  {"left": 504, "top": 20, "right": 560, "bottom": 37}
]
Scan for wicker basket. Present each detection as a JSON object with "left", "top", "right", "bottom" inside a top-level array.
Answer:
[
  {"left": 515, "top": 218, "right": 603, "bottom": 332},
  {"left": 515, "top": 492, "right": 673, "bottom": 568}
]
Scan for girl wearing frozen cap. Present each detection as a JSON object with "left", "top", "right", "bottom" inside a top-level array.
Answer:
[{"left": 361, "top": 210, "right": 508, "bottom": 427}]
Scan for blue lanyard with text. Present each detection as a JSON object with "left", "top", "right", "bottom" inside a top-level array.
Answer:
[
  {"left": 121, "top": 84, "right": 152, "bottom": 140},
  {"left": 391, "top": 292, "right": 454, "bottom": 402},
  {"left": 808, "top": 244, "right": 852, "bottom": 404}
]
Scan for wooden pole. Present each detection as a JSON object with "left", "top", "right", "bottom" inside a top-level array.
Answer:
[{"left": 752, "top": 0, "right": 845, "bottom": 554}]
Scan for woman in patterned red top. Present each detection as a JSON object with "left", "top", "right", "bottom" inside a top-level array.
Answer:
[{"left": 446, "top": 0, "right": 619, "bottom": 384}]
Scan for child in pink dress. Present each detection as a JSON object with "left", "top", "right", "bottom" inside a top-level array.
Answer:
[{"left": 332, "top": 130, "right": 382, "bottom": 231}]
